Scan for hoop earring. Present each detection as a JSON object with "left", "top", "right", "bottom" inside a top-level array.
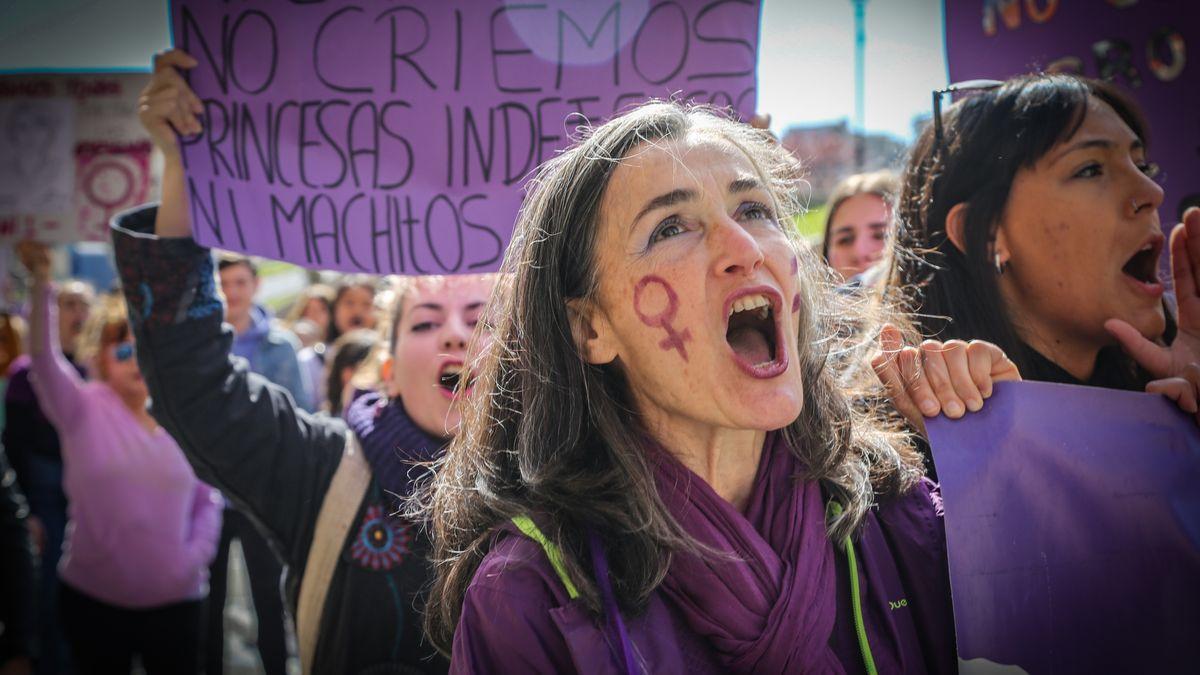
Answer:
[{"left": 994, "top": 253, "right": 1007, "bottom": 275}]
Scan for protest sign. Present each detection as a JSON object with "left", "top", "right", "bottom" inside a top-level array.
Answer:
[
  {"left": 0, "top": 74, "right": 157, "bottom": 243},
  {"left": 171, "top": 0, "right": 761, "bottom": 275},
  {"left": 926, "top": 381, "right": 1200, "bottom": 674},
  {"left": 943, "top": 0, "right": 1199, "bottom": 226}
]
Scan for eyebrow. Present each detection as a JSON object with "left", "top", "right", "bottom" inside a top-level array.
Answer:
[
  {"left": 630, "top": 178, "right": 766, "bottom": 227},
  {"left": 1051, "top": 137, "right": 1144, "bottom": 164},
  {"left": 412, "top": 301, "right": 486, "bottom": 313},
  {"left": 833, "top": 220, "right": 888, "bottom": 234},
  {"left": 729, "top": 177, "right": 762, "bottom": 194},
  {"left": 633, "top": 188, "right": 695, "bottom": 226}
]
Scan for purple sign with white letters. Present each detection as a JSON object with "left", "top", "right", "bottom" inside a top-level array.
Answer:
[
  {"left": 927, "top": 381, "right": 1200, "bottom": 674},
  {"left": 170, "top": 0, "right": 760, "bottom": 274},
  {"left": 943, "top": 0, "right": 1199, "bottom": 227}
]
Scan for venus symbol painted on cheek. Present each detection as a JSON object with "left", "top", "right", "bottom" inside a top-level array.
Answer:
[
  {"left": 790, "top": 255, "right": 798, "bottom": 276},
  {"left": 792, "top": 293, "right": 801, "bottom": 314},
  {"left": 633, "top": 275, "right": 692, "bottom": 361}
]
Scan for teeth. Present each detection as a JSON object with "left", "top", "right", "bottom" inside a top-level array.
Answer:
[
  {"left": 729, "top": 294, "right": 771, "bottom": 317},
  {"left": 441, "top": 364, "right": 463, "bottom": 376},
  {"left": 1141, "top": 244, "right": 1152, "bottom": 252}
]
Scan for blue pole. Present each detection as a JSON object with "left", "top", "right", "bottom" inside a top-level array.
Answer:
[{"left": 852, "top": 0, "right": 868, "bottom": 169}]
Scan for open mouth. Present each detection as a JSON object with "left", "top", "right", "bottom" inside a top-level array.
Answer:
[
  {"left": 724, "top": 289, "right": 787, "bottom": 378},
  {"left": 437, "top": 361, "right": 473, "bottom": 399},
  {"left": 1122, "top": 236, "right": 1164, "bottom": 294}
]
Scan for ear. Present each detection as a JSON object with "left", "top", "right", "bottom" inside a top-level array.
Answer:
[
  {"left": 944, "top": 202, "right": 970, "bottom": 254},
  {"left": 566, "top": 298, "right": 618, "bottom": 365}
]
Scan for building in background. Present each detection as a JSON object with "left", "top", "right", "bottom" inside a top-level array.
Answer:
[{"left": 779, "top": 120, "right": 909, "bottom": 203}]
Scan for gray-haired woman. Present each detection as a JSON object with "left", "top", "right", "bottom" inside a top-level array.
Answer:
[{"left": 423, "top": 101, "right": 1017, "bottom": 673}]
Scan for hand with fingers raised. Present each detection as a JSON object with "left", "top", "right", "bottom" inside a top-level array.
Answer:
[
  {"left": 15, "top": 240, "right": 51, "bottom": 286},
  {"left": 871, "top": 324, "right": 1021, "bottom": 436},
  {"left": 1107, "top": 207, "right": 1200, "bottom": 380}
]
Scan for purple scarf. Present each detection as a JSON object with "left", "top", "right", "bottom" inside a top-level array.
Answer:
[
  {"left": 654, "top": 432, "right": 843, "bottom": 673},
  {"left": 345, "top": 392, "right": 445, "bottom": 503}
]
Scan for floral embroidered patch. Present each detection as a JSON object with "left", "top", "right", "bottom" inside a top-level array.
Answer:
[{"left": 349, "top": 504, "right": 411, "bottom": 571}]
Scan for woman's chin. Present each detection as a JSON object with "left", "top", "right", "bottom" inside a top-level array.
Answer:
[
  {"left": 1119, "top": 303, "right": 1167, "bottom": 342},
  {"left": 726, "top": 393, "right": 803, "bottom": 432}
]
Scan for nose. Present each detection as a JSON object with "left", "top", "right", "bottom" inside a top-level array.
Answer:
[
  {"left": 440, "top": 315, "right": 470, "bottom": 352},
  {"left": 1130, "top": 161, "right": 1165, "bottom": 216},
  {"left": 710, "top": 216, "right": 765, "bottom": 278},
  {"left": 859, "top": 236, "right": 882, "bottom": 266}
]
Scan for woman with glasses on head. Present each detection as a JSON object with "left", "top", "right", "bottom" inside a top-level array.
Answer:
[
  {"left": 883, "top": 73, "right": 1200, "bottom": 422},
  {"left": 16, "top": 241, "right": 222, "bottom": 675}
]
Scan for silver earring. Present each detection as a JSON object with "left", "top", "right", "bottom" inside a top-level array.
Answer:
[{"left": 994, "top": 253, "right": 1006, "bottom": 275}]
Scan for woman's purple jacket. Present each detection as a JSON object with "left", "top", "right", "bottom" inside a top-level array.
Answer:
[{"left": 452, "top": 480, "right": 957, "bottom": 674}]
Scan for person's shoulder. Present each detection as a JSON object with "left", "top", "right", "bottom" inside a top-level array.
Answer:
[
  {"left": 454, "top": 526, "right": 578, "bottom": 672},
  {"left": 453, "top": 528, "right": 576, "bottom": 662},
  {"left": 469, "top": 526, "right": 573, "bottom": 608},
  {"left": 4, "top": 355, "right": 33, "bottom": 399},
  {"left": 264, "top": 325, "right": 301, "bottom": 352}
]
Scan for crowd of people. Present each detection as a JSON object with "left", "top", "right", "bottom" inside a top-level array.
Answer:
[{"left": 0, "top": 46, "right": 1196, "bottom": 675}]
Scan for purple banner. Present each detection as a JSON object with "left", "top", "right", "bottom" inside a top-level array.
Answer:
[
  {"left": 170, "top": 0, "right": 760, "bottom": 274},
  {"left": 927, "top": 381, "right": 1200, "bottom": 674},
  {"left": 944, "top": 0, "right": 1199, "bottom": 226}
]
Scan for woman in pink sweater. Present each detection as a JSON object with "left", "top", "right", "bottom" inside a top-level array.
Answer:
[{"left": 19, "top": 242, "right": 222, "bottom": 675}]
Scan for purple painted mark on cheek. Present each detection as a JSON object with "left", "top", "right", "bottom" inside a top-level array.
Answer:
[
  {"left": 791, "top": 293, "right": 801, "bottom": 314},
  {"left": 790, "top": 255, "right": 799, "bottom": 276},
  {"left": 633, "top": 275, "right": 693, "bottom": 361}
]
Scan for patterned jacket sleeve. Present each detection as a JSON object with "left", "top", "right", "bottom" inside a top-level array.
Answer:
[{"left": 111, "top": 204, "right": 347, "bottom": 584}]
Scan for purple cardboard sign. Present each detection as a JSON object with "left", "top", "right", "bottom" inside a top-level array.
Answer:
[
  {"left": 170, "top": 0, "right": 760, "bottom": 275},
  {"left": 927, "top": 380, "right": 1200, "bottom": 674},
  {"left": 943, "top": 0, "right": 1199, "bottom": 225}
]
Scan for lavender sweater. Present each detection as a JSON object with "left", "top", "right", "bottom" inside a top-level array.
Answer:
[{"left": 30, "top": 284, "right": 222, "bottom": 608}]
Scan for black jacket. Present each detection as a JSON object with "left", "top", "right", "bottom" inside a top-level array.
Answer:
[
  {"left": 0, "top": 444, "right": 34, "bottom": 666},
  {"left": 112, "top": 205, "right": 447, "bottom": 674}
]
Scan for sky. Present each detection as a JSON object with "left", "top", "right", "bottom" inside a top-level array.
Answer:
[
  {"left": 758, "top": 0, "right": 948, "bottom": 140},
  {"left": 0, "top": 0, "right": 948, "bottom": 141}
]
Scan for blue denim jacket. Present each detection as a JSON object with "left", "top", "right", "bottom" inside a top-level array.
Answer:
[{"left": 232, "top": 305, "right": 313, "bottom": 412}]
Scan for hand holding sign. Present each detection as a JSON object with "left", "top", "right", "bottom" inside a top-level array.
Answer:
[
  {"left": 871, "top": 324, "right": 1021, "bottom": 435},
  {"left": 1145, "top": 362, "right": 1200, "bottom": 426},
  {"left": 137, "top": 50, "right": 201, "bottom": 240},
  {"left": 1107, "top": 206, "right": 1200, "bottom": 379},
  {"left": 138, "top": 50, "right": 204, "bottom": 160}
]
